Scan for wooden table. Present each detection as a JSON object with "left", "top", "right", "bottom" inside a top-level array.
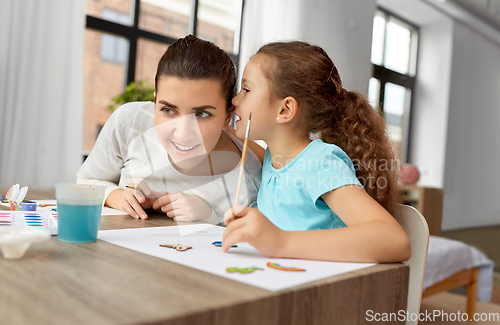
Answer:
[{"left": 0, "top": 189, "right": 408, "bottom": 325}]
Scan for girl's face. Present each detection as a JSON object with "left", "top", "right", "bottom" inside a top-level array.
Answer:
[
  {"left": 232, "top": 58, "right": 281, "bottom": 140},
  {"left": 154, "top": 76, "right": 231, "bottom": 169}
]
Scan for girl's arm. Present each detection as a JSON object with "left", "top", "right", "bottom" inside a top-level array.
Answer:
[
  {"left": 222, "top": 186, "right": 411, "bottom": 263},
  {"left": 280, "top": 186, "right": 410, "bottom": 263}
]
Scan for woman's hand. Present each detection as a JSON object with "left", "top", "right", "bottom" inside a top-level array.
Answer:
[
  {"left": 152, "top": 192, "right": 212, "bottom": 222},
  {"left": 120, "top": 182, "right": 157, "bottom": 219},
  {"left": 222, "top": 205, "right": 287, "bottom": 257}
]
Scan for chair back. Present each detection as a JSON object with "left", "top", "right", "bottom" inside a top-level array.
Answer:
[{"left": 393, "top": 204, "right": 430, "bottom": 325}]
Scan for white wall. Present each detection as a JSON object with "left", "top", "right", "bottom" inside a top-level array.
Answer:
[
  {"left": 299, "top": 0, "right": 376, "bottom": 93},
  {"left": 442, "top": 23, "right": 500, "bottom": 230},
  {"left": 239, "top": 0, "right": 375, "bottom": 94},
  {"left": 410, "top": 19, "right": 453, "bottom": 188}
]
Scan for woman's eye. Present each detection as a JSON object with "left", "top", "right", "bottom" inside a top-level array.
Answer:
[
  {"left": 162, "top": 107, "right": 175, "bottom": 115},
  {"left": 196, "top": 111, "right": 211, "bottom": 118}
]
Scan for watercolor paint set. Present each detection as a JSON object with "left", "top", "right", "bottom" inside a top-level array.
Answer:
[{"left": 0, "top": 211, "right": 58, "bottom": 235}]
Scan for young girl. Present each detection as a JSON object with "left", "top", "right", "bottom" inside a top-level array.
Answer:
[
  {"left": 77, "top": 35, "right": 264, "bottom": 224},
  {"left": 223, "top": 41, "right": 411, "bottom": 263}
]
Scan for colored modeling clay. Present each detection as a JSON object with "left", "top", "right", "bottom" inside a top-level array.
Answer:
[
  {"left": 226, "top": 266, "right": 263, "bottom": 274},
  {"left": 267, "top": 262, "right": 306, "bottom": 272},
  {"left": 212, "top": 241, "right": 237, "bottom": 248}
]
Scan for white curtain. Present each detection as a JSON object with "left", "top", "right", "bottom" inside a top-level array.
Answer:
[
  {"left": 238, "top": 0, "right": 303, "bottom": 80},
  {"left": 238, "top": 0, "right": 303, "bottom": 149},
  {"left": 0, "top": 0, "right": 85, "bottom": 189}
]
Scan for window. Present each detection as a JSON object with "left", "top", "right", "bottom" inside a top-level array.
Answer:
[
  {"left": 83, "top": 0, "right": 244, "bottom": 154},
  {"left": 100, "top": 10, "right": 129, "bottom": 64},
  {"left": 369, "top": 9, "right": 418, "bottom": 162}
]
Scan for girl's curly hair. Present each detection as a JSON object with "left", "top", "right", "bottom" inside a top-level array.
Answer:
[{"left": 254, "top": 41, "right": 400, "bottom": 215}]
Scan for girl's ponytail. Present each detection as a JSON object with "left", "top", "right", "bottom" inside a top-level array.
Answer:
[{"left": 320, "top": 90, "right": 400, "bottom": 215}]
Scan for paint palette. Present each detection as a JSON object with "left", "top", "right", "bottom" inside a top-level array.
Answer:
[{"left": 0, "top": 211, "right": 58, "bottom": 235}]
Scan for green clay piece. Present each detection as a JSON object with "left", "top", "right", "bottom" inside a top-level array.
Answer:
[{"left": 226, "top": 267, "right": 264, "bottom": 274}]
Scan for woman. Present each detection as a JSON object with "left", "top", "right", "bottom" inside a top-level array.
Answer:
[{"left": 77, "top": 35, "right": 264, "bottom": 224}]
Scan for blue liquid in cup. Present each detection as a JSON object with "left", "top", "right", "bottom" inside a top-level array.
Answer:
[{"left": 57, "top": 203, "right": 102, "bottom": 243}]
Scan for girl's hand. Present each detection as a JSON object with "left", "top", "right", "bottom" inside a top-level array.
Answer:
[
  {"left": 121, "top": 182, "right": 156, "bottom": 220},
  {"left": 222, "top": 205, "right": 287, "bottom": 257},
  {"left": 152, "top": 192, "right": 212, "bottom": 222}
]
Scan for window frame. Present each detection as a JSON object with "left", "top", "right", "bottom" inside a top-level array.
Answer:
[
  {"left": 83, "top": 0, "right": 244, "bottom": 161},
  {"left": 86, "top": 0, "right": 244, "bottom": 87},
  {"left": 371, "top": 7, "right": 419, "bottom": 163}
]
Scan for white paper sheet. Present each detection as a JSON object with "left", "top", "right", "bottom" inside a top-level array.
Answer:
[
  {"left": 98, "top": 224, "right": 375, "bottom": 292},
  {"left": 1, "top": 200, "right": 126, "bottom": 216}
]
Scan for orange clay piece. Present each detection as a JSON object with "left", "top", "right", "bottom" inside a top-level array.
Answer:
[{"left": 266, "top": 262, "right": 305, "bottom": 271}]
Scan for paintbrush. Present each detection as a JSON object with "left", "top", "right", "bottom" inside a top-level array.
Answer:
[{"left": 230, "top": 113, "right": 252, "bottom": 221}]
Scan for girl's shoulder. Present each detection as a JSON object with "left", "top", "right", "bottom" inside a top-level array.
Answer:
[
  {"left": 309, "top": 139, "right": 347, "bottom": 157},
  {"left": 307, "top": 140, "right": 356, "bottom": 170}
]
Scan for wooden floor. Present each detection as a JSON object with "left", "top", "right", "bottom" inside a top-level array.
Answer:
[
  {"left": 420, "top": 291, "right": 500, "bottom": 324},
  {"left": 492, "top": 284, "right": 500, "bottom": 304},
  {"left": 490, "top": 273, "right": 500, "bottom": 304},
  {"left": 419, "top": 273, "right": 500, "bottom": 324}
]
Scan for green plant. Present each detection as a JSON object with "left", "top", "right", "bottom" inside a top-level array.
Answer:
[{"left": 108, "top": 79, "right": 155, "bottom": 111}]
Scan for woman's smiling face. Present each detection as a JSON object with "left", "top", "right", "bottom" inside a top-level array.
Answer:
[{"left": 154, "top": 76, "right": 230, "bottom": 170}]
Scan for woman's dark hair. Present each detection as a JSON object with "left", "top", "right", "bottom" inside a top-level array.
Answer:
[
  {"left": 254, "top": 41, "right": 400, "bottom": 215},
  {"left": 155, "top": 35, "right": 236, "bottom": 111}
]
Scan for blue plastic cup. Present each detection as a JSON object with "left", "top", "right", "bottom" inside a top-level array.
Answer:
[{"left": 54, "top": 184, "right": 105, "bottom": 243}]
